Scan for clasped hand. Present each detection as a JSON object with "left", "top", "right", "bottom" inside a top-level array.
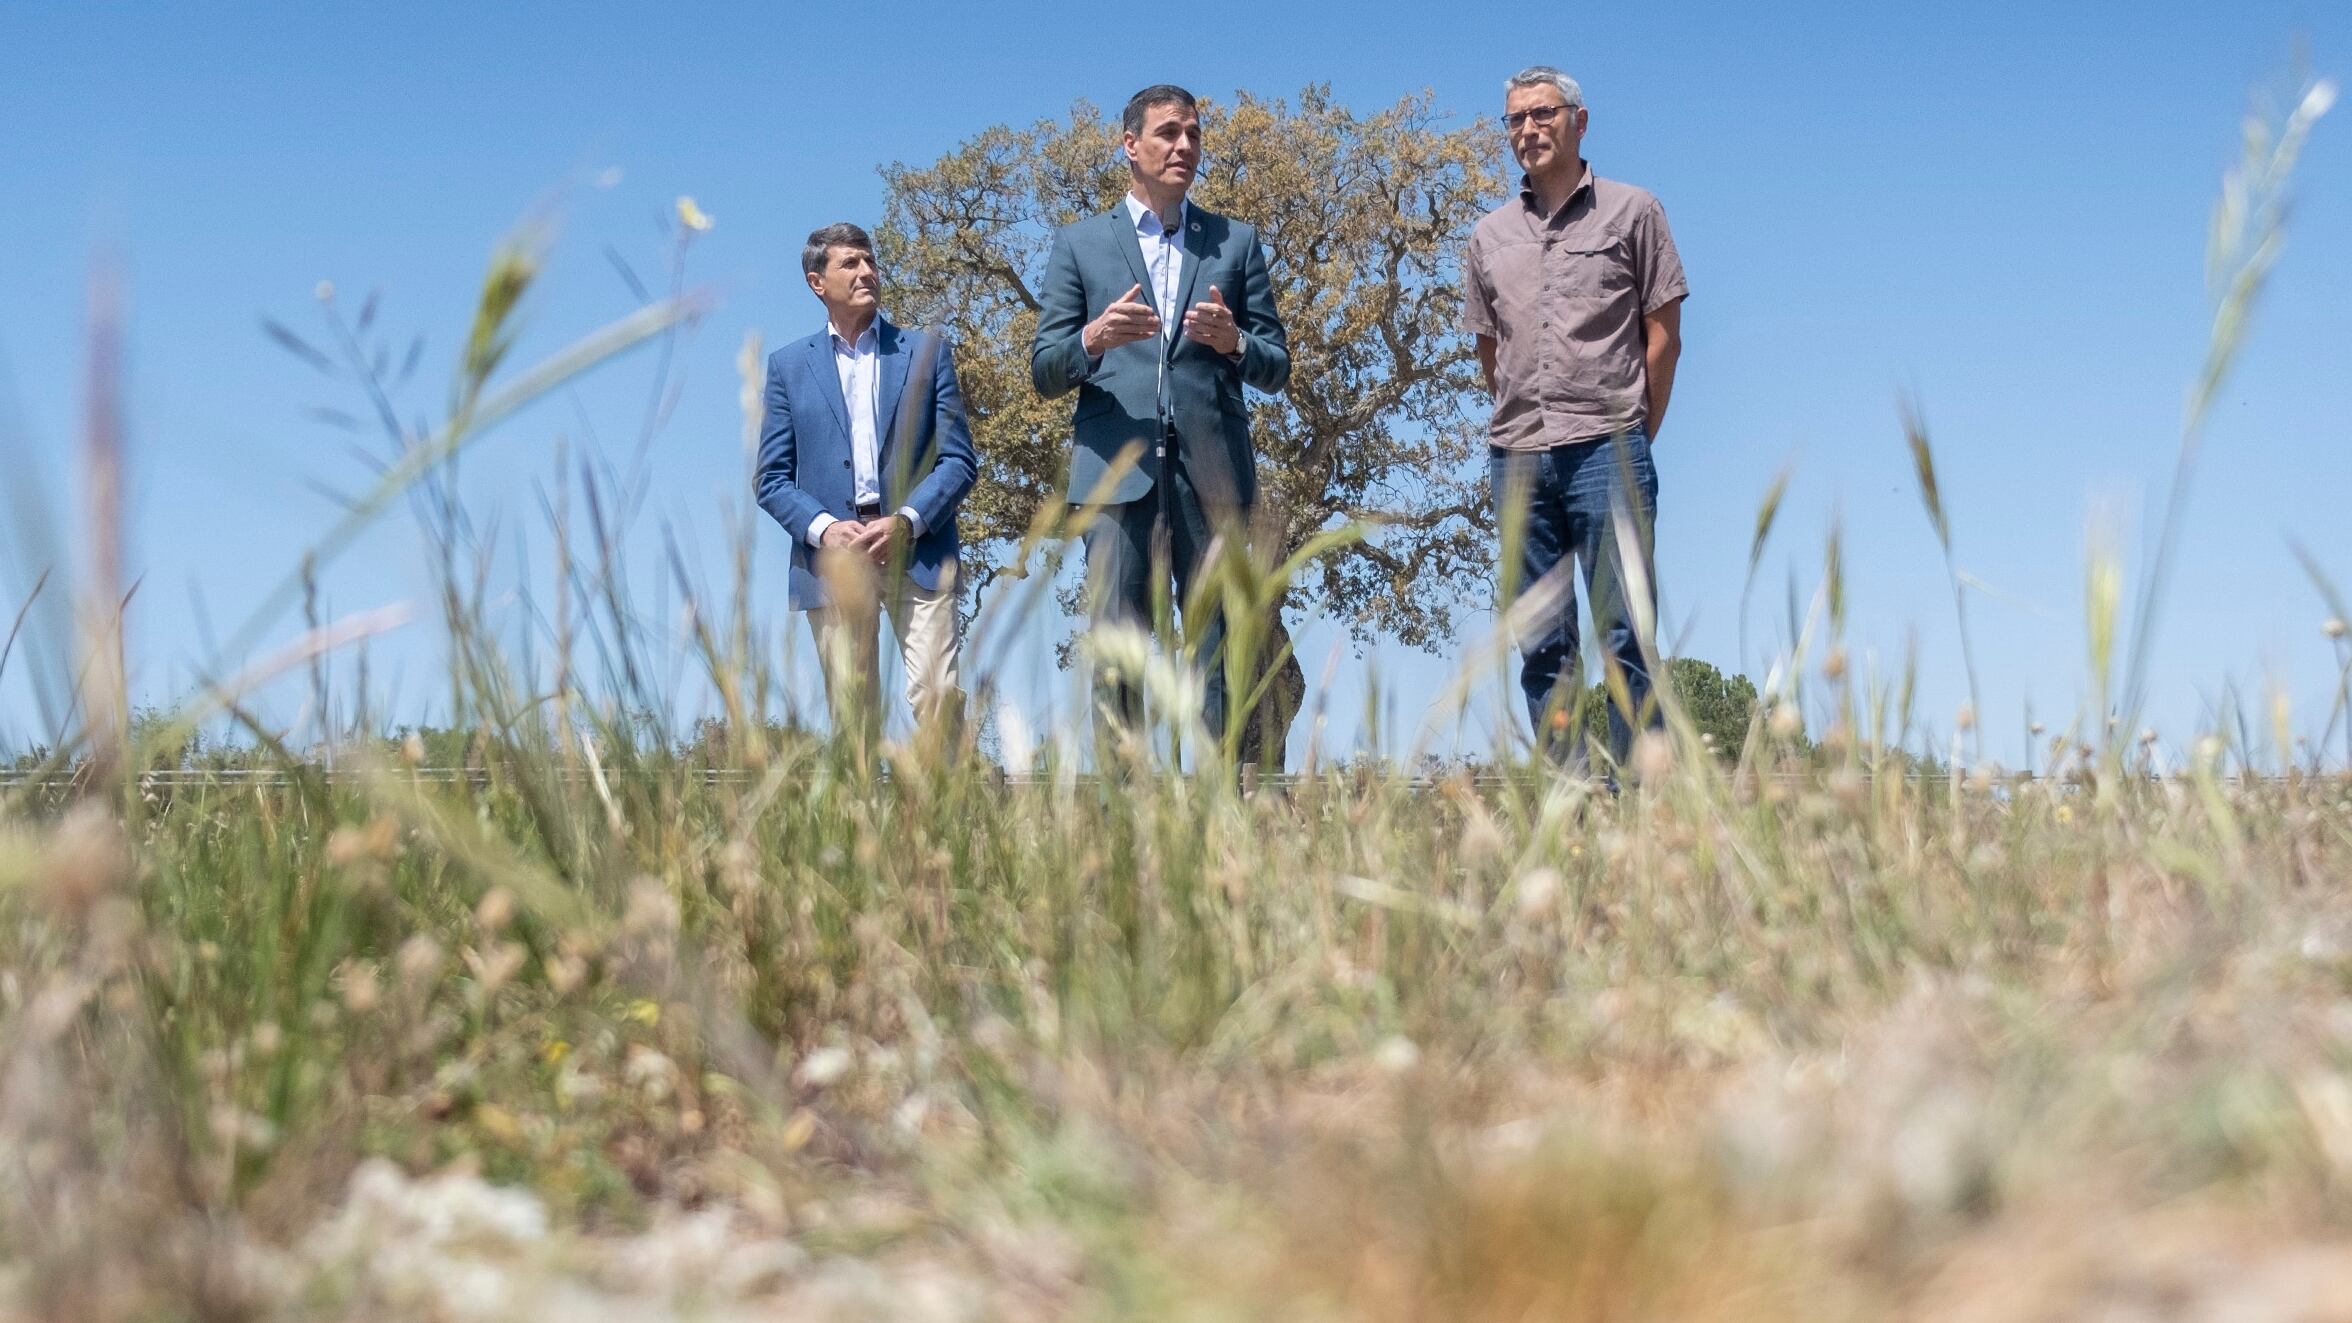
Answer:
[{"left": 820, "top": 516, "right": 902, "bottom": 565}]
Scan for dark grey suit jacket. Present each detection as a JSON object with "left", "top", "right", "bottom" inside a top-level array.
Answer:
[{"left": 1030, "top": 203, "right": 1289, "bottom": 508}]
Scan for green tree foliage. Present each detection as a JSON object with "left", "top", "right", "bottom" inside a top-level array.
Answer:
[{"left": 1583, "top": 657, "right": 1763, "bottom": 762}]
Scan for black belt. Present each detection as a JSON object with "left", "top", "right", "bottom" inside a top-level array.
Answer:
[{"left": 855, "top": 500, "right": 883, "bottom": 520}]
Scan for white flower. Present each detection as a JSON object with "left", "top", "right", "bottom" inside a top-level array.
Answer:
[
  {"left": 1373, "top": 1035, "right": 1420, "bottom": 1074},
  {"left": 797, "top": 1045, "right": 853, "bottom": 1089},
  {"left": 1514, "top": 867, "right": 1562, "bottom": 921}
]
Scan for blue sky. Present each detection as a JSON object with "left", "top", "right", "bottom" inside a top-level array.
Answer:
[{"left": 2, "top": 0, "right": 2347, "bottom": 766}]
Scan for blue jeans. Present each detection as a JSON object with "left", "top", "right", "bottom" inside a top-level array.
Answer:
[{"left": 1490, "top": 430, "right": 1660, "bottom": 770}]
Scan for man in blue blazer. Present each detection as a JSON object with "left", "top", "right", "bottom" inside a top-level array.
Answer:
[
  {"left": 756, "top": 222, "right": 979, "bottom": 736},
  {"left": 1031, "top": 83, "right": 1290, "bottom": 742}
]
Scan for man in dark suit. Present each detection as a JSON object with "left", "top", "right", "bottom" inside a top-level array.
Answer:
[
  {"left": 1031, "top": 83, "right": 1290, "bottom": 744},
  {"left": 756, "top": 223, "right": 979, "bottom": 740}
]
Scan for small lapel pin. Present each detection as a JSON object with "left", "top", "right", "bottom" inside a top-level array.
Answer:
[{"left": 1189, "top": 220, "right": 1201, "bottom": 233}]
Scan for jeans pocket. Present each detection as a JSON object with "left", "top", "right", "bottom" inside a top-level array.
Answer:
[{"left": 1626, "top": 430, "right": 1659, "bottom": 502}]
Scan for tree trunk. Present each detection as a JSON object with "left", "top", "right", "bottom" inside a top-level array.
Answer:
[{"left": 1233, "top": 609, "right": 1307, "bottom": 773}]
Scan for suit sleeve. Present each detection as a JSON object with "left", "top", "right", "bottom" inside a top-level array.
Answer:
[
  {"left": 1232, "top": 228, "right": 1290, "bottom": 395},
  {"left": 1030, "top": 228, "right": 1093, "bottom": 399},
  {"left": 753, "top": 353, "right": 826, "bottom": 543},
  {"left": 903, "top": 336, "right": 979, "bottom": 534}
]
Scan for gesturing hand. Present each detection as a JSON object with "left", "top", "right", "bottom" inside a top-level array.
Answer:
[
  {"left": 1181, "top": 285, "right": 1240, "bottom": 357},
  {"left": 1082, "top": 284, "right": 1161, "bottom": 356}
]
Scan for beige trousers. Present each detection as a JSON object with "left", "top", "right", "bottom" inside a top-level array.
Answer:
[{"left": 806, "top": 557, "right": 961, "bottom": 734}]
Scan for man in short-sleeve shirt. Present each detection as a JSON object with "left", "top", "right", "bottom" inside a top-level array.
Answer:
[{"left": 1466, "top": 64, "right": 1687, "bottom": 773}]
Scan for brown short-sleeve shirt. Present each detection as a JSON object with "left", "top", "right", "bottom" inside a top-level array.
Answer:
[{"left": 1465, "top": 168, "right": 1687, "bottom": 450}]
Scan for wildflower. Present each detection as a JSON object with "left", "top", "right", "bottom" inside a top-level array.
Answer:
[
  {"left": 1821, "top": 646, "right": 1848, "bottom": 682},
  {"left": 718, "top": 839, "right": 760, "bottom": 896},
  {"left": 473, "top": 1103, "right": 522, "bottom": 1145},
  {"left": 1458, "top": 812, "right": 1506, "bottom": 862},
  {"left": 1373, "top": 1036, "right": 1421, "bottom": 1074},
  {"left": 628, "top": 1045, "right": 680, "bottom": 1099},
  {"left": 465, "top": 941, "right": 527, "bottom": 993},
  {"left": 781, "top": 1110, "right": 818, "bottom": 1152},
  {"left": 396, "top": 934, "right": 444, "bottom": 987},
  {"left": 796, "top": 1046, "right": 853, "bottom": 1089},
  {"left": 1769, "top": 703, "right": 1802, "bottom": 739},
  {"left": 543, "top": 952, "right": 586, "bottom": 995},
  {"left": 1515, "top": 867, "right": 1563, "bottom": 921},
  {"left": 676, "top": 196, "right": 715, "bottom": 232},
  {"left": 1631, "top": 731, "right": 1673, "bottom": 781},
  {"left": 474, "top": 886, "right": 515, "bottom": 933},
  {"left": 44, "top": 801, "right": 127, "bottom": 916},
  {"left": 2327, "top": 618, "right": 2348, "bottom": 640},
  {"left": 327, "top": 815, "right": 401, "bottom": 868},
  {"left": 623, "top": 998, "right": 662, "bottom": 1027},
  {"left": 339, "top": 960, "right": 381, "bottom": 1013},
  {"left": 625, "top": 877, "right": 679, "bottom": 934},
  {"left": 1828, "top": 767, "right": 1866, "bottom": 809}
]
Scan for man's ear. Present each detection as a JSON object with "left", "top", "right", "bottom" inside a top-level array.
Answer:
[{"left": 805, "top": 269, "right": 826, "bottom": 299}]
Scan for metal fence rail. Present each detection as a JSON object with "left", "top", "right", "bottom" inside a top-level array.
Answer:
[{"left": 0, "top": 765, "right": 2316, "bottom": 793}]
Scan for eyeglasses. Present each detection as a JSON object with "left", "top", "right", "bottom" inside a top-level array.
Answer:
[{"left": 1501, "top": 103, "right": 1575, "bottom": 131}]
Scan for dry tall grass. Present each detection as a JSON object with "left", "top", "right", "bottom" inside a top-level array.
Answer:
[{"left": 0, "top": 72, "right": 2344, "bottom": 1323}]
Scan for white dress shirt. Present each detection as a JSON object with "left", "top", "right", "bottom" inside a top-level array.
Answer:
[
  {"left": 805, "top": 318, "right": 925, "bottom": 549},
  {"left": 1125, "top": 194, "right": 1186, "bottom": 341}
]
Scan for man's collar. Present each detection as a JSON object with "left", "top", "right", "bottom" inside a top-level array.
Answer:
[
  {"left": 1124, "top": 192, "right": 1189, "bottom": 235},
  {"left": 1517, "top": 163, "right": 1595, "bottom": 218},
  {"left": 825, "top": 316, "right": 880, "bottom": 350}
]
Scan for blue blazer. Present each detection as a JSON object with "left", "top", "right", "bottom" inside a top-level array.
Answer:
[
  {"left": 1030, "top": 203, "right": 1289, "bottom": 508},
  {"left": 754, "top": 317, "right": 979, "bottom": 611}
]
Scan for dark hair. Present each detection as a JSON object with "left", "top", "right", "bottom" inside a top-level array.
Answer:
[
  {"left": 801, "top": 222, "right": 874, "bottom": 278},
  {"left": 1121, "top": 84, "right": 1198, "bottom": 136}
]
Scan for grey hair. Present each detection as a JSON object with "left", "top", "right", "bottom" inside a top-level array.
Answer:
[
  {"left": 800, "top": 222, "right": 873, "bottom": 278},
  {"left": 1504, "top": 65, "right": 1584, "bottom": 109}
]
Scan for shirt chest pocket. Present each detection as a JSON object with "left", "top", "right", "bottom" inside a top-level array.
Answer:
[{"left": 1546, "top": 231, "right": 1635, "bottom": 303}]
